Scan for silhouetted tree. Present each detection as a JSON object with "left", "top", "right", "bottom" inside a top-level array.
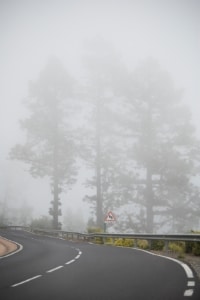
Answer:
[
  {"left": 121, "top": 58, "right": 200, "bottom": 232},
  {"left": 10, "top": 58, "right": 77, "bottom": 229},
  {"left": 81, "top": 38, "right": 127, "bottom": 228}
]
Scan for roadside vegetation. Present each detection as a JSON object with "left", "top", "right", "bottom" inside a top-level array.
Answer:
[{"left": 87, "top": 227, "right": 200, "bottom": 257}]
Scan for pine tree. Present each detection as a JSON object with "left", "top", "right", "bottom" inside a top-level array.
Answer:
[
  {"left": 122, "top": 58, "right": 199, "bottom": 232},
  {"left": 81, "top": 38, "right": 127, "bottom": 228},
  {"left": 10, "top": 58, "right": 77, "bottom": 229}
]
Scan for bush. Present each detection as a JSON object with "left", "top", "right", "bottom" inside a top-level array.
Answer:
[
  {"left": 31, "top": 216, "right": 53, "bottom": 229},
  {"left": 192, "top": 242, "right": 200, "bottom": 256},
  {"left": 87, "top": 227, "right": 103, "bottom": 233},
  {"left": 114, "top": 238, "right": 134, "bottom": 247},
  {"left": 190, "top": 231, "right": 200, "bottom": 256},
  {"left": 94, "top": 237, "right": 104, "bottom": 244},
  {"left": 185, "top": 241, "right": 193, "bottom": 254},
  {"left": 169, "top": 242, "right": 185, "bottom": 258},
  {"left": 105, "top": 237, "right": 114, "bottom": 244},
  {"left": 137, "top": 239, "right": 149, "bottom": 250},
  {"left": 151, "top": 240, "right": 165, "bottom": 251},
  {"left": 114, "top": 238, "right": 124, "bottom": 246},
  {"left": 124, "top": 239, "right": 134, "bottom": 247},
  {"left": 87, "top": 227, "right": 104, "bottom": 244}
]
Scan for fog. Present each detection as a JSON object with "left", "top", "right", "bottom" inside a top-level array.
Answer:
[{"left": 0, "top": 0, "right": 199, "bottom": 232}]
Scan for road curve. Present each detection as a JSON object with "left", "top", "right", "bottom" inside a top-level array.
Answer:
[{"left": 0, "top": 229, "right": 199, "bottom": 300}]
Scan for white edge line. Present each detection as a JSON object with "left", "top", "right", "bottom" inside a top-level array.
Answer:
[
  {"left": 46, "top": 266, "right": 63, "bottom": 273},
  {"left": 133, "top": 248, "right": 194, "bottom": 279},
  {"left": 11, "top": 275, "right": 42, "bottom": 287},
  {"left": 133, "top": 248, "right": 195, "bottom": 297},
  {"left": 0, "top": 236, "right": 23, "bottom": 259}
]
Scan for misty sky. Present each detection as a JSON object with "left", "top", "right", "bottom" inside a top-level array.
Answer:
[{"left": 0, "top": 0, "right": 199, "bottom": 221}]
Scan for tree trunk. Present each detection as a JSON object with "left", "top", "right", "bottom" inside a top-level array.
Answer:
[
  {"left": 50, "top": 126, "right": 61, "bottom": 230},
  {"left": 52, "top": 177, "right": 60, "bottom": 229},
  {"left": 145, "top": 166, "right": 154, "bottom": 233},
  {"left": 95, "top": 98, "right": 103, "bottom": 228},
  {"left": 145, "top": 102, "right": 154, "bottom": 233},
  {"left": 96, "top": 136, "right": 103, "bottom": 228}
]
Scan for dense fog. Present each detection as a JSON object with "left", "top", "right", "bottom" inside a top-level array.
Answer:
[{"left": 0, "top": 0, "right": 199, "bottom": 233}]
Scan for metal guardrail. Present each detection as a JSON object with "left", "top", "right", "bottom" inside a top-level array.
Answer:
[{"left": 1, "top": 225, "right": 200, "bottom": 244}]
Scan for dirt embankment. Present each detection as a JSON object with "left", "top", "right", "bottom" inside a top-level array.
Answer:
[{"left": 0, "top": 237, "right": 18, "bottom": 257}]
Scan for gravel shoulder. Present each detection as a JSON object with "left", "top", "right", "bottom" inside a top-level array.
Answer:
[{"left": 0, "top": 237, "right": 18, "bottom": 257}]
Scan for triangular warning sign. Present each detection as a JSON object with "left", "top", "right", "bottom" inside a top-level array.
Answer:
[{"left": 104, "top": 211, "right": 116, "bottom": 223}]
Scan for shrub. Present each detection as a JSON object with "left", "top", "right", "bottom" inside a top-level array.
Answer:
[
  {"left": 123, "top": 239, "right": 134, "bottom": 247},
  {"left": 137, "top": 239, "right": 149, "bottom": 250},
  {"left": 192, "top": 242, "right": 200, "bottom": 256},
  {"left": 114, "top": 238, "right": 124, "bottom": 246},
  {"left": 151, "top": 240, "right": 165, "bottom": 251},
  {"left": 87, "top": 227, "right": 104, "bottom": 244},
  {"left": 94, "top": 237, "right": 104, "bottom": 244},
  {"left": 169, "top": 242, "right": 185, "bottom": 258},
  {"left": 190, "top": 231, "right": 200, "bottom": 256},
  {"left": 87, "top": 227, "right": 103, "bottom": 233},
  {"left": 185, "top": 241, "right": 193, "bottom": 254},
  {"left": 114, "top": 238, "right": 134, "bottom": 247},
  {"left": 105, "top": 237, "right": 114, "bottom": 245}
]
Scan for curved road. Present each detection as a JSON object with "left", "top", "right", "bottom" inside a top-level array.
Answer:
[{"left": 0, "top": 230, "right": 199, "bottom": 300}]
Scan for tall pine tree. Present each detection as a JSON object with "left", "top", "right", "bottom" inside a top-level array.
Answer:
[
  {"left": 10, "top": 58, "right": 77, "bottom": 229},
  {"left": 122, "top": 58, "right": 199, "bottom": 232},
  {"left": 81, "top": 38, "right": 127, "bottom": 228}
]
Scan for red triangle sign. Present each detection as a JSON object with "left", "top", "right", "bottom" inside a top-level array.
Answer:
[{"left": 104, "top": 211, "right": 116, "bottom": 223}]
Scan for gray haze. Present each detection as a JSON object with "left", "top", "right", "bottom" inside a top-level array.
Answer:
[{"left": 0, "top": 0, "right": 199, "bottom": 230}]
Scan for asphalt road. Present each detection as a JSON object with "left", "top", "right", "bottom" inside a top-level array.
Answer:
[{"left": 0, "top": 229, "right": 199, "bottom": 300}]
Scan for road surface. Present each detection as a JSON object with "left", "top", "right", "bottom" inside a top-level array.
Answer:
[{"left": 0, "top": 229, "right": 199, "bottom": 300}]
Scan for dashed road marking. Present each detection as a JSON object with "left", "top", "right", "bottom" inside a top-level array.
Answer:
[
  {"left": 11, "top": 275, "right": 42, "bottom": 287},
  {"left": 187, "top": 281, "right": 195, "bottom": 287},
  {"left": 11, "top": 247, "right": 82, "bottom": 288},
  {"left": 184, "top": 289, "right": 194, "bottom": 297},
  {"left": 46, "top": 266, "right": 63, "bottom": 273},
  {"left": 65, "top": 259, "right": 75, "bottom": 264}
]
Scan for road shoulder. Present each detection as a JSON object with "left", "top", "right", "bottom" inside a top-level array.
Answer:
[{"left": 0, "top": 236, "right": 18, "bottom": 257}]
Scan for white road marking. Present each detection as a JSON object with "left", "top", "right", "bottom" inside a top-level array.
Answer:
[
  {"left": 11, "top": 275, "right": 42, "bottom": 287},
  {"left": 46, "top": 266, "right": 63, "bottom": 273},
  {"left": 133, "top": 248, "right": 195, "bottom": 297},
  {"left": 184, "top": 289, "right": 194, "bottom": 297},
  {"left": 187, "top": 281, "right": 195, "bottom": 287},
  {"left": 11, "top": 244, "right": 82, "bottom": 288},
  {"left": 181, "top": 263, "right": 194, "bottom": 279},
  {"left": 65, "top": 259, "right": 75, "bottom": 264}
]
